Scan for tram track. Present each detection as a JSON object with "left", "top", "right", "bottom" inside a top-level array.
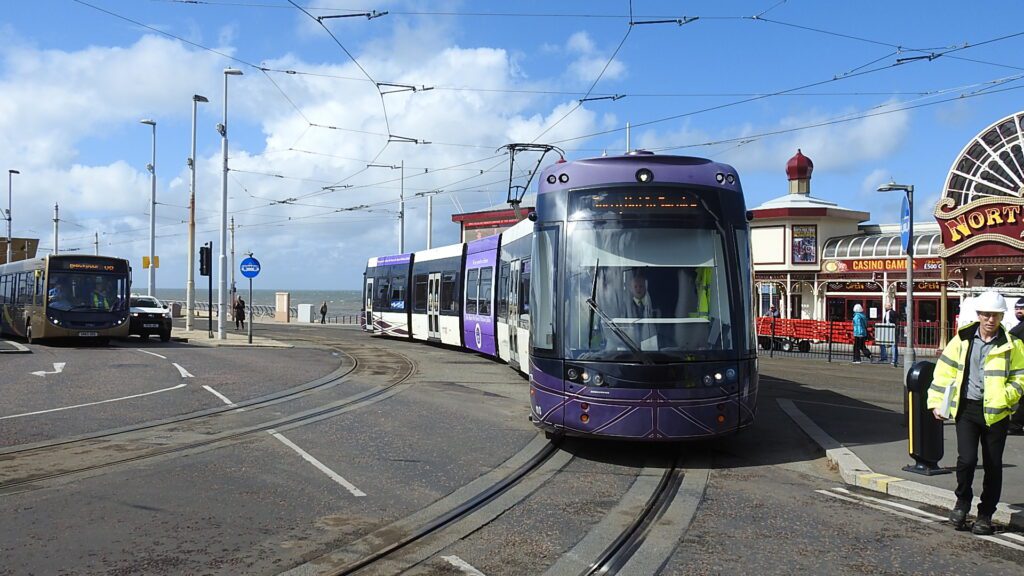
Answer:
[{"left": 0, "top": 341, "right": 417, "bottom": 494}]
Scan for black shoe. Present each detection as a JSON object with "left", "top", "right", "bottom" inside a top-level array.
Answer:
[
  {"left": 949, "top": 507, "right": 968, "bottom": 529},
  {"left": 972, "top": 515, "right": 994, "bottom": 535}
]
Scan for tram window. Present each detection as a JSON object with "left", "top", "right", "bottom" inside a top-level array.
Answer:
[
  {"left": 479, "top": 267, "right": 492, "bottom": 315},
  {"left": 412, "top": 274, "right": 428, "bottom": 312},
  {"left": 441, "top": 271, "right": 458, "bottom": 313},
  {"left": 390, "top": 275, "right": 406, "bottom": 310},
  {"left": 497, "top": 262, "right": 510, "bottom": 317},
  {"left": 520, "top": 263, "right": 531, "bottom": 315},
  {"left": 0, "top": 275, "right": 7, "bottom": 304},
  {"left": 466, "top": 268, "right": 479, "bottom": 315},
  {"left": 375, "top": 278, "right": 390, "bottom": 309}
]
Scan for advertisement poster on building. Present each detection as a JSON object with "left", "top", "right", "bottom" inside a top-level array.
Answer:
[{"left": 791, "top": 225, "right": 817, "bottom": 264}]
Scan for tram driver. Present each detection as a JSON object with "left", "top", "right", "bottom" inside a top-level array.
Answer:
[{"left": 626, "top": 268, "right": 660, "bottom": 350}]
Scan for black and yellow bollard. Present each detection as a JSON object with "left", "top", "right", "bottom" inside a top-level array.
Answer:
[{"left": 903, "top": 361, "right": 951, "bottom": 476}]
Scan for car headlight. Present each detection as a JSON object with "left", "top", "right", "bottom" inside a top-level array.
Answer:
[{"left": 131, "top": 312, "right": 139, "bottom": 317}]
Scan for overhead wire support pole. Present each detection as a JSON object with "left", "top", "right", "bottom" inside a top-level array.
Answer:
[
  {"left": 6, "top": 169, "right": 19, "bottom": 264},
  {"left": 140, "top": 118, "right": 157, "bottom": 296},
  {"left": 187, "top": 94, "right": 208, "bottom": 332},
  {"left": 53, "top": 203, "right": 59, "bottom": 254},
  {"left": 219, "top": 67, "right": 244, "bottom": 340}
]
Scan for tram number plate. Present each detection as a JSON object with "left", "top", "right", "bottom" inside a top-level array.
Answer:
[
  {"left": 78, "top": 331, "right": 99, "bottom": 337},
  {"left": 143, "top": 323, "right": 159, "bottom": 328}
]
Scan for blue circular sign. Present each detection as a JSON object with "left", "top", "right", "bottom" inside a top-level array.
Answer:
[{"left": 240, "top": 256, "right": 261, "bottom": 278}]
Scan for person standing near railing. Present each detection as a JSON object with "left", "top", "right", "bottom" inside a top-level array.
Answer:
[{"left": 851, "top": 304, "right": 871, "bottom": 364}]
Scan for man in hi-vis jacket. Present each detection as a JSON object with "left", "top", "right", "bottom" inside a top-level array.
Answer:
[{"left": 928, "top": 291, "right": 1024, "bottom": 535}]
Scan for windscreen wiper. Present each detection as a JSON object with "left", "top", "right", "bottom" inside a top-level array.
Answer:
[{"left": 584, "top": 295, "right": 655, "bottom": 366}]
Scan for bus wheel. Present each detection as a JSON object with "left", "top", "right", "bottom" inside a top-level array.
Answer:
[{"left": 25, "top": 326, "right": 33, "bottom": 344}]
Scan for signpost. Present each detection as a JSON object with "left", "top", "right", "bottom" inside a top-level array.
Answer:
[
  {"left": 240, "top": 254, "right": 260, "bottom": 344},
  {"left": 901, "top": 195, "right": 911, "bottom": 251}
]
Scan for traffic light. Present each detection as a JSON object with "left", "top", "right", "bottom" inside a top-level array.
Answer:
[{"left": 199, "top": 245, "right": 211, "bottom": 277}]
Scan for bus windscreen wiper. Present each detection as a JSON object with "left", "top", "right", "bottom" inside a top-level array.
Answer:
[{"left": 584, "top": 289, "right": 654, "bottom": 366}]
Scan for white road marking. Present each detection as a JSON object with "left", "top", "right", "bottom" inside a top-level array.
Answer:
[
  {"left": 202, "top": 385, "right": 239, "bottom": 408},
  {"left": 815, "top": 489, "right": 934, "bottom": 523},
  {"left": 0, "top": 383, "right": 187, "bottom": 420},
  {"left": 172, "top": 363, "right": 194, "bottom": 378},
  {"left": 203, "top": 387, "right": 362, "bottom": 496},
  {"left": 31, "top": 362, "right": 66, "bottom": 377},
  {"left": 268, "top": 428, "right": 366, "bottom": 497},
  {"left": 442, "top": 555, "right": 487, "bottom": 576},
  {"left": 1001, "top": 532, "right": 1024, "bottom": 544},
  {"left": 831, "top": 487, "right": 948, "bottom": 521},
  {"left": 136, "top": 349, "right": 167, "bottom": 359},
  {"left": 976, "top": 534, "right": 1024, "bottom": 552},
  {"left": 1, "top": 339, "right": 29, "bottom": 352}
]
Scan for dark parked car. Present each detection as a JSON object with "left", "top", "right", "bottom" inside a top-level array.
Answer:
[{"left": 129, "top": 295, "right": 172, "bottom": 341}]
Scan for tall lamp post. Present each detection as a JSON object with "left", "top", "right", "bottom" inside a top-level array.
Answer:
[
  {"left": 186, "top": 95, "right": 208, "bottom": 332},
  {"left": 414, "top": 189, "right": 442, "bottom": 249},
  {"left": 140, "top": 119, "right": 157, "bottom": 296},
  {"left": 6, "top": 169, "right": 19, "bottom": 263},
  {"left": 218, "top": 68, "right": 243, "bottom": 340},
  {"left": 878, "top": 181, "right": 915, "bottom": 381},
  {"left": 367, "top": 161, "right": 404, "bottom": 252}
]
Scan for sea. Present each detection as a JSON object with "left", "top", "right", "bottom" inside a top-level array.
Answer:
[{"left": 154, "top": 288, "right": 364, "bottom": 316}]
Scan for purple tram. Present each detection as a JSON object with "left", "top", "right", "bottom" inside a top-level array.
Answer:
[{"left": 527, "top": 152, "right": 757, "bottom": 440}]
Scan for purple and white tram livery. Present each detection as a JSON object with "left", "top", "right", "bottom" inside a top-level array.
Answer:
[
  {"left": 496, "top": 219, "right": 533, "bottom": 374},
  {"left": 528, "top": 152, "right": 757, "bottom": 440},
  {"left": 463, "top": 235, "right": 499, "bottom": 357},
  {"left": 363, "top": 253, "right": 412, "bottom": 337},
  {"left": 410, "top": 244, "right": 465, "bottom": 346}
]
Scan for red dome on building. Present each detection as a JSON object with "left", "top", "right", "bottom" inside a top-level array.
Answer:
[{"left": 786, "top": 149, "right": 813, "bottom": 181}]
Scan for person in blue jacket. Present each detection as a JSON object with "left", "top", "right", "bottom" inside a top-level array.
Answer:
[{"left": 852, "top": 303, "right": 872, "bottom": 364}]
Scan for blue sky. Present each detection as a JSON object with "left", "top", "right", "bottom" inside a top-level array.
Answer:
[{"left": 3, "top": 1, "right": 1024, "bottom": 288}]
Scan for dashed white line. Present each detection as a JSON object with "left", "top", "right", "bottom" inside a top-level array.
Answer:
[
  {"left": 202, "top": 385, "right": 239, "bottom": 408},
  {"left": 172, "top": 363, "right": 194, "bottom": 378},
  {"left": 976, "top": 534, "right": 1024, "bottom": 552},
  {"left": 268, "top": 429, "right": 366, "bottom": 497},
  {"left": 831, "top": 488, "right": 948, "bottom": 521},
  {"left": 815, "top": 489, "right": 934, "bottom": 523},
  {"left": 198, "top": 386, "right": 364, "bottom": 497},
  {"left": 442, "top": 555, "right": 487, "bottom": 576},
  {"left": 0, "top": 383, "right": 187, "bottom": 420},
  {"left": 136, "top": 349, "right": 167, "bottom": 360}
]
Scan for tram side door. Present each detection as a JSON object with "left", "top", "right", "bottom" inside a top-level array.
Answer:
[
  {"left": 508, "top": 260, "right": 521, "bottom": 367},
  {"left": 364, "top": 278, "right": 374, "bottom": 331},
  {"left": 427, "top": 272, "right": 441, "bottom": 339}
]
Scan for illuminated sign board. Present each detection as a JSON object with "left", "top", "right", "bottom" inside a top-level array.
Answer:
[
  {"left": 934, "top": 197, "right": 1024, "bottom": 256},
  {"left": 821, "top": 258, "right": 942, "bottom": 273},
  {"left": 55, "top": 259, "right": 129, "bottom": 273},
  {"left": 571, "top": 190, "right": 704, "bottom": 217}
]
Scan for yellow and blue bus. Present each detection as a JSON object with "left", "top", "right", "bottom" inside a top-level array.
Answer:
[{"left": 0, "top": 255, "right": 131, "bottom": 344}]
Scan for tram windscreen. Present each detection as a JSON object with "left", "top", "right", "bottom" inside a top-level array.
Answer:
[
  {"left": 47, "top": 271, "right": 128, "bottom": 313},
  {"left": 566, "top": 224, "right": 733, "bottom": 361}
]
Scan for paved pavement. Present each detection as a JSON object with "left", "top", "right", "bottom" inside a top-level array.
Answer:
[{"left": 767, "top": 356, "right": 1024, "bottom": 529}]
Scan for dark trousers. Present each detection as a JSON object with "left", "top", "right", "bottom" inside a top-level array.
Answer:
[
  {"left": 955, "top": 400, "right": 1009, "bottom": 516},
  {"left": 853, "top": 336, "right": 871, "bottom": 361},
  {"left": 1009, "top": 406, "right": 1024, "bottom": 432},
  {"left": 320, "top": 313, "right": 326, "bottom": 324}
]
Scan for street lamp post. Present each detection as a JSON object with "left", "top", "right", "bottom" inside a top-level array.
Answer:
[
  {"left": 140, "top": 119, "right": 157, "bottom": 296},
  {"left": 878, "top": 181, "right": 915, "bottom": 381},
  {"left": 414, "top": 189, "right": 442, "bottom": 249},
  {"left": 6, "top": 169, "right": 19, "bottom": 263},
  {"left": 187, "top": 95, "right": 208, "bottom": 332},
  {"left": 186, "top": 93, "right": 207, "bottom": 327},
  {"left": 218, "top": 68, "right": 243, "bottom": 340}
]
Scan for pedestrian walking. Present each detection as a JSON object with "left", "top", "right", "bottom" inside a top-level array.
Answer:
[
  {"left": 234, "top": 297, "right": 246, "bottom": 330},
  {"left": 929, "top": 291, "right": 1024, "bottom": 535},
  {"left": 878, "top": 302, "right": 899, "bottom": 366},
  {"left": 851, "top": 304, "right": 871, "bottom": 363},
  {"left": 1008, "top": 299, "right": 1024, "bottom": 435},
  {"left": 320, "top": 300, "right": 328, "bottom": 324}
]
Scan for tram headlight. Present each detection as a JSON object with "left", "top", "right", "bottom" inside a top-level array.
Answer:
[
  {"left": 567, "top": 368, "right": 580, "bottom": 381},
  {"left": 580, "top": 370, "right": 590, "bottom": 383},
  {"left": 593, "top": 373, "right": 604, "bottom": 386},
  {"left": 635, "top": 168, "right": 654, "bottom": 183},
  {"left": 702, "top": 374, "right": 713, "bottom": 386},
  {"left": 725, "top": 368, "right": 737, "bottom": 382}
]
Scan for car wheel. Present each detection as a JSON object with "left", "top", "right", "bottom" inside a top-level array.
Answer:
[{"left": 160, "top": 331, "right": 171, "bottom": 343}]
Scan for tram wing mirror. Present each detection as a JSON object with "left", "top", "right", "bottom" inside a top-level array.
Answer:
[
  {"left": 906, "top": 360, "right": 935, "bottom": 393},
  {"left": 527, "top": 211, "right": 537, "bottom": 222}
]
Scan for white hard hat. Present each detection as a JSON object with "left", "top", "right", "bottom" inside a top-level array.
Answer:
[
  {"left": 853, "top": 304, "right": 863, "bottom": 313},
  {"left": 974, "top": 291, "right": 1007, "bottom": 313}
]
